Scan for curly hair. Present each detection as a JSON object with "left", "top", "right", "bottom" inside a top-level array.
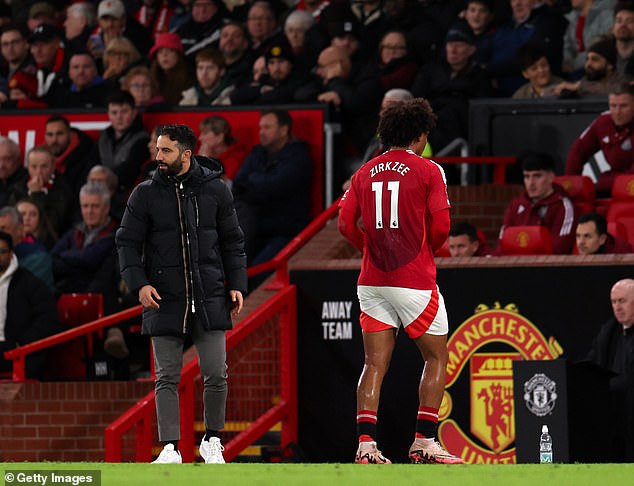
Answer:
[
  {"left": 157, "top": 124, "right": 197, "bottom": 152},
  {"left": 377, "top": 98, "right": 437, "bottom": 149}
]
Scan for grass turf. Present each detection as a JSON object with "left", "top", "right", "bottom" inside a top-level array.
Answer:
[{"left": 2, "top": 463, "right": 634, "bottom": 486}]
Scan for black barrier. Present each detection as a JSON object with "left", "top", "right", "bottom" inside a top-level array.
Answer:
[
  {"left": 513, "top": 359, "right": 614, "bottom": 463},
  {"left": 468, "top": 99, "right": 608, "bottom": 183},
  {"left": 293, "top": 262, "right": 631, "bottom": 463}
]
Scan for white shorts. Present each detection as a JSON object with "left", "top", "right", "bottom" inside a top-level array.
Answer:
[{"left": 357, "top": 285, "right": 448, "bottom": 338}]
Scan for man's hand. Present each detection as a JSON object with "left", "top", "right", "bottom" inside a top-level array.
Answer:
[
  {"left": 27, "top": 175, "right": 44, "bottom": 193},
  {"left": 139, "top": 285, "right": 161, "bottom": 309},
  {"left": 318, "top": 91, "right": 342, "bottom": 106},
  {"left": 229, "top": 290, "right": 243, "bottom": 316}
]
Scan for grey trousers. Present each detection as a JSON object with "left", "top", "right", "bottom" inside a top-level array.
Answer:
[{"left": 152, "top": 317, "right": 228, "bottom": 441}]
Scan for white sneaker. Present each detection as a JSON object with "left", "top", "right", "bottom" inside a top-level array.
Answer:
[
  {"left": 152, "top": 443, "right": 182, "bottom": 464},
  {"left": 199, "top": 437, "right": 225, "bottom": 464}
]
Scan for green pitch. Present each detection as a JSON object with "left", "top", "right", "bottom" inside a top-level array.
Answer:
[{"left": 2, "top": 463, "right": 633, "bottom": 486}]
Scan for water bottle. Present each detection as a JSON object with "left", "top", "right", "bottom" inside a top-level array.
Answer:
[{"left": 539, "top": 424, "right": 553, "bottom": 463}]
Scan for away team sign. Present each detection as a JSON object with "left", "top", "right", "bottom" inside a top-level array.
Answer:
[{"left": 438, "top": 302, "right": 563, "bottom": 464}]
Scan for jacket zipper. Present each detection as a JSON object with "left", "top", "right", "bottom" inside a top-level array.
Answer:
[{"left": 175, "top": 181, "right": 193, "bottom": 333}]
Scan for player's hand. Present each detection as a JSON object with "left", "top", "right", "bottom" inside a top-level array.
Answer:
[
  {"left": 229, "top": 290, "right": 243, "bottom": 316},
  {"left": 139, "top": 285, "right": 161, "bottom": 309}
]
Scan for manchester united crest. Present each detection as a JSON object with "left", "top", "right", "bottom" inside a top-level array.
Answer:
[
  {"left": 437, "top": 302, "right": 563, "bottom": 463},
  {"left": 523, "top": 373, "right": 558, "bottom": 416}
]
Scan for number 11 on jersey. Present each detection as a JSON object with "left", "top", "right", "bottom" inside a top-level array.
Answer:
[{"left": 371, "top": 181, "right": 400, "bottom": 229}]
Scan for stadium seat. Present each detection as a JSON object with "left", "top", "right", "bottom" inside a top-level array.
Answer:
[
  {"left": 607, "top": 221, "right": 628, "bottom": 240},
  {"left": 43, "top": 293, "right": 104, "bottom": 381},
  {"left": 607, "top": 202, "right": 634, "bottom": 246},
  {"left": 611, "top": 174, "right": 634, "bottom": 200},
  {"left": 500, "top": 226, "right": 553, "bottom": 255},
  {"left": 554, "top": 175, "right": 596, "bottom": 208},
  {"left": 435, "top": 238, "right": 450, "bottom": 257}
]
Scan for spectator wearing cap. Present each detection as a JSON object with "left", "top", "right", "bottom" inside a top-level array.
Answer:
[
  {"left": 566, "top": 82, "right": 634, "bottom": 197},
  {"left": 2, "top": 70, "right": 48, "bottom": 109},
  {"left": 218, "top": 22, "right": 254, "bottom": 87},
  {"left": 485, "top": 0, "right": 566, "bottom": 96},
  {"left": 231, "top": 42, "right": 308, "bottom": 105},
  {"left": 149, "top": 32, "right": 194, "bottom": 105},
  {"left": 88, "top": 0, "right": 152, "bottom": 61},
  {"left": 180, "top": 47, "right": 234, "bottom": 106},
  {"left": 494, "top": 151, "right": 577, "bottom": 255},
  {"left": 512, "top": 40, "right": 565, "bottom": 99},
  {"left": 374, "top": 29, "right": 417, "bottom": 91},
  {"left": 64, "top": 2, "right": 98, "bottom": 58},
  {"left": 54, "top": 51, "right": 112, "bottom": 108},
  {"left": 562, "top": 0, "right": 616, "bottom": 76},
  {"left": 174, "top": 0, "right": 228, "bottom": 59},
  {"left": 27, "top": 2, "right": 59, "bottom": 33},
  {"left": 29, "top": 24, "right": 69, "bottom": 102},
  {"left": 552, "top": 38, "right": 626, "bottom": 98},
  {"left": 410, "top": 22, "right": 493, "bottom": 172}
]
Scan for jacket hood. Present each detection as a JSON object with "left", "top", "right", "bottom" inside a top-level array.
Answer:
[{"left": 153, "top": 154, "right": 224, "bottom": 185}]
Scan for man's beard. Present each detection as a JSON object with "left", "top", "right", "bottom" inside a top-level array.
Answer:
[
  {"left": 585, "top": 67, "right": 608, "bottom": 81},
  {"left": 159, "top": 159, "right": 183, "bottom": 176}
]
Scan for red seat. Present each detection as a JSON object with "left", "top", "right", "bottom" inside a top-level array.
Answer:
[
  {"left": 607, "top": 202, "right": 634, "bottom": 246},
  {"left": 554, "top": 175, "right": 596, "bottom": 208},
  {"left": 435, "top": 238, "right": 450, "bottom": 257},
  {"left": 500, "top": 226, "right": 553, "bottom": 255},
  {"left": 611, "top": 174, "right": 634, "bottom": 200},
  {"left": 43, "top": 293, "right": 104, "bottom": 381},
  {"left": 607, "top": 221, "right": 628, "bottom": 240}
]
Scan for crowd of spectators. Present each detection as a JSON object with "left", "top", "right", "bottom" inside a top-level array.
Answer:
[{"left": 2, "top": 0, "right": 634, "bottom": 378}]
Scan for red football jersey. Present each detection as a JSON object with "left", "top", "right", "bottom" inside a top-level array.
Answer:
[{"left": 339, "top": 149, "right": 450, "bottom": 289}]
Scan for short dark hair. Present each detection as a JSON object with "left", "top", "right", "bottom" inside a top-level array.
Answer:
[
  {"left": 45, "top": 115, "right": 71, "bottom": 129},
  {"left": 106, "top": 90, "right": 136, "bottom": 108},
  {"left": 578, "top": 212, "right": 608, "bottom": 235},
  {"left": 610, "top": 81, "right": 634, "bottom": 97},
  {"left": 157, "top": 124, "right": 197, "bottom": 152},
  {"left": 378, "top": 98, "right": 437, "bottom": 148},
  {"left": 261, "top": 109, "right": 292, "bottom": 131},
  {"left": 517, "top": 40, "right": 548, "bottom": 71},
  {"left": 449, "top": 222, "right": 479, "bottom": 241},
  {"left": 615, "top": 1, "right": 634, "bottom": 17},
  {"left": 520, "top": 151, "right": 555, "bottom": 172},
  {"left": 1, "top": 23, "right": 28, "bottom": 39},
  {"left": 0, "top": 230, "right": 12, "bottom": 250}
]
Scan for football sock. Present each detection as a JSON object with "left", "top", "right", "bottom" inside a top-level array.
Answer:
[
  {"left": 203, "top": 430, "right": 221, "bottom": 441},
  {"left": 415, "top": 406, "right": 439, "bottom": 440},
  {"left": 357, "top": 409, "right": 377, "bottom": 443}
]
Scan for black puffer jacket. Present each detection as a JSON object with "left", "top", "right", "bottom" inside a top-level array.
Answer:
[{"left": 116, "top": 156, "right": 247, "bottom": 336}]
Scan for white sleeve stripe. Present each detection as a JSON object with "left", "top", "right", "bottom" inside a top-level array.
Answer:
[{"left": 560, "top": 198, "right": 575, "bottom": 236}]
